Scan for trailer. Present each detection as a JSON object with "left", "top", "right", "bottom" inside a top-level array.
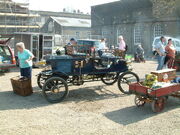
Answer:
[
  {"left": 129, "top": 82, "right": 180, "bottom": 112},
  {"left": 14, "top": 32, "right": 55, "bottom": 62}
]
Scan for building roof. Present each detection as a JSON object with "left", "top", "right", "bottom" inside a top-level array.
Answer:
[
  {"left": 30, "top": 10, "right": 91, "bottom": 19},
  {"left": 51, "top": 16, "right": 91, "bottom": 28}
]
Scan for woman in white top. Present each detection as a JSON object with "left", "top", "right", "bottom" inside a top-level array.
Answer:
[{"left": 97, "top": 38, "right": 107, "bottom": 56}]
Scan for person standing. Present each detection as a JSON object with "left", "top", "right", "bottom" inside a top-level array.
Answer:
[
  {"left": 154, "top": 36, "right": 166, "bottom": 70},
  {"left": 16, "top": 42, "right": 34, "bottom": 78},
  {"left": 69, "top": 38, "right": 77, "bottom": 45},
  {"left": 135, "top": 44, "right": 145, "bottom": 63},
  {"left": 118, "top": 35, "right": 126, "bottom": 58},
  {"left": 97, "top": 38, "right": 107, "bottom": 56},
  {"left": 65, "top": 38, "right": 77, "bottom": 55},
  {"left": 165, "top": 39, "right": 176, "bottom": 68}
]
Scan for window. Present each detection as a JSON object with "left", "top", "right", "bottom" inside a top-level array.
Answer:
[
  {"left": 55, "top": 35, "right": 62, "bottom": 46},
  {"left": 48, "top": 21, "right": 53, "bottom": 32},
  {"left": 134, "top": 25, "right": 142, "bottom": 45},
  {"left": 154, "top": 23, "right": 163, "bottom": 38},
  {"left": 102, "top": 31, "right": 106, "bottom": 36},
  {"left": 154, "top": 39, "right": 161, "bottom": 46},
  {"left": 175, "top": 41, "right": 180, "bottom": 47},
  {"left": 0, "top": 46, "right": 11, "bottom": 62},
  {"left": 0, "top": 46, "right": 10, "bottom": 56},
  {"left": 102, "top": 30, "right": 108, "bottom": 38},
  {"left": 76, "top": 32, "right": 80, "bottom": 38},
  {"left": 87, "top": 32, "right": 91, "bottom": 38}
]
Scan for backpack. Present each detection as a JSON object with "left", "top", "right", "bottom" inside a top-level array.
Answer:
[
  {"left": 125, "top": 44, "right": 128, "bottom": 51},
  {"left": 153, "top": 51, "right": 158, "bottom": 56}
]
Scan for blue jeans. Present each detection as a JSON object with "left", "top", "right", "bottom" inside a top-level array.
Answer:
[
  {"left": 20, "top": 67, "right": 32, "bottom": 78},
  {"left": 98, "top": 50, "right": 103, "bottom": 57},
  {"left": 157, "top": 55, "right": 165, "bottom": 70}
]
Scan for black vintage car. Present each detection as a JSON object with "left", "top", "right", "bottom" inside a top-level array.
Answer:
[{"left": 37, "top": 47, "right": 139, "bottom": 103}]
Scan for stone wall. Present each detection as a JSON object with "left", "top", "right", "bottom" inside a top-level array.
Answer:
[
  {"left": 91, "top": 0, "right": 180, "bottom": 55},
  {"left": 150, "top": 0, "right": 179, "bottom": 18}
]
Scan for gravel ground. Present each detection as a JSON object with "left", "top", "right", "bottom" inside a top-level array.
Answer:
[{"left": 0, "top": 61, "right": 179, "bottom": 135}]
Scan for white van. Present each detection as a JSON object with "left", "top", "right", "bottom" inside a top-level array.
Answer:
[{"left": 152, "top": 36, "right": 180, "bottom": 52}]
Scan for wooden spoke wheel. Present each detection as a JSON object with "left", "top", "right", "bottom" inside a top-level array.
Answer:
[
  {"left": 37, "top": 74, "right": 46, "bottom": 89},
  {"left": 118, "top": 71, "right": 140, "bottom": 94},
  {"left": 37, "top": 70, "right": 52, "bottom": 89},
  {"left": 42, "top": 77, "right": 69, "bottom": 103},
  {"left": 151, "top": 97, "right": 166, "bottom": 113},
  {"left": 101, "top": 72, "right": 118, "bottom": 85},
  {"left": 134, "top": 95, "right": 146, "bottom": 107}
]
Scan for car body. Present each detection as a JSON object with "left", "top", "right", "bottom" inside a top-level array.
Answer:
[
  {"left": 37, "top": 54, "right": 139, "bottom": 103},
  {"left": 152, "top": 36, "right": 180, "bottom": 52},
  {"left": 0, "top": 39, "right": 16, "bottom": 70}
]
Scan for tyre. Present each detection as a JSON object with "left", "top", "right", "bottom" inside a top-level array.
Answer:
[
  {"left": 151, "top": 97, "right": 166, "bottom": 113},
  {"left": 101, "top": 72, "right": 119, "bottom": 85},
  {"left": 134, "top": 95, "right": 146, "bottom": 107},
  {"left": 118, "top": 71, "right": 140, "bottom": 94},
  {"left": 37, "top": 74, "right": 44, "bottom": 89},
  {"left": 42, "top": 77, "right": 69, "bottom": 103},
  {"left": 37, "top": 70, "right": 52, "bottom": 89}
]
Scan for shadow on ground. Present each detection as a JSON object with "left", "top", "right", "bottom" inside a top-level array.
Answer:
[
  {"left": 0, "top": 68, "right": 19, "bottom": 76},
  {"left": 65, "top": 85, "right": 127, "bottom": 103},
  {"left": 104, "top": 97, "right": 180, "bottom": 125},
  {"left": 0, "top": 84, "right": 126, "bottom": 111},
  {"left": 0, "top": 90, "right": 49, "bottom": 111}
]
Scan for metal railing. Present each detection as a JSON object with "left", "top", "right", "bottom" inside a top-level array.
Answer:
[{"left": 0, "top": 20, "right": 38, "bottom": 26}]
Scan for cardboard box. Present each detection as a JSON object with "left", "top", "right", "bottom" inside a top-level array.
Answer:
[{"left": 151, "top": 69, "right": 176, "bottom": 82}]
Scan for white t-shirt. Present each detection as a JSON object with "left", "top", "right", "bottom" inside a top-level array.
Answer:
[
  {"left": 154, "top": 41, "right": 165, "bottom": 54},
  {"left": 97, "top": 42, "right": 106, "bottom": 50}
]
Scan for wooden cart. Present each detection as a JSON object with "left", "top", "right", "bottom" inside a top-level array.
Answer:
[{"left": 129, "top": 82, "right": 180, "bottom": 112}]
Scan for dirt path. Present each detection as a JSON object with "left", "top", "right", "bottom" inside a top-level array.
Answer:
[{"left": 0, "top": 61, "right": 179, "bottom": 135}]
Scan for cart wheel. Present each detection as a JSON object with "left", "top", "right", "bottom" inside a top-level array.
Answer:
[
  {"left": 151, "top": 97, "right": 166, "bottom": 113},
  {"left": 117, "top": 71, "right": 140, "bottom": 94},
  {"left": 37, "top": 74, "right": 45, "bottom": 89},
  {"left": 101, "top": 72, "right": 119, "bottom": 85},
  {"left": 37, "top": 70, "right": 51, "bottom": 89},
  {"left": 42, "top": 77, "right": 69, "bottom": 103},
  {"left": 134, "top": 95, "right": 146, "bottom": 107}
]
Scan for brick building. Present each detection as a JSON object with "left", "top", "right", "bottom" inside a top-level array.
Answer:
[{"left": 91, "top": 0, "right": 180, "bottom": 55}]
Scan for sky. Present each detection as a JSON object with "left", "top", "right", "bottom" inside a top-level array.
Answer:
[{"left": 14, "top": 0, "right": 119, "bottom": 13}]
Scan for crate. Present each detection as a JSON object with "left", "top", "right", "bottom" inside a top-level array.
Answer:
[
  {"left": 151, "top": 69, "right": 176, "bottom": 82},
  {"left": 11, "top": 76, "right": 33, "bottom": 96}
]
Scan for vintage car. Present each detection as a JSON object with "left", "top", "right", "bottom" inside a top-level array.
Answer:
[{"left": 37, "top": 52, "right": 139, "bottom": 103}]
